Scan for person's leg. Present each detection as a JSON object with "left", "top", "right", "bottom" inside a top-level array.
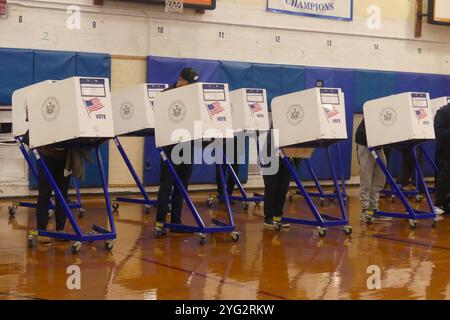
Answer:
[
  {"left": 273, "top": 158, "right": 295, "bottom": 228},
  {"left": 369, "top": 149, "right": 387, "bottom": 212},
  {"left": 399, "top": 148, "right": 414, "bottom": 188},
  {"left": 156, "top": 158, "right": 173, "bottom": 224},
  {"left": 357, "top": 145, "right": 374, "bottom": 215},
  {"left": 36, "top": 155, "right": 54, "bottom": 231},
  {"left": 263, "top": 172, "right": 279, "bottom": 225},
  {"left": 170, "top": 163, "right": 193, "bottom": 225},
  {"left": 435, "top": 156, "right": 450, "bottom": 211},
  {"left": 53, "top": 158, "right": 71, "bottom": 231}
]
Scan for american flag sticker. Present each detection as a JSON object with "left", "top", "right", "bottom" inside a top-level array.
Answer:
[
  {"left": 416, "top": 108, "right": 428, "bottom": 120},
  {"left": 249, "top": 102, "right": 262, "bottom": 114},
  {"left": 206, "top": 101, "right": 224, "bottom": 117},
  {"left": 83, "top": 97, "right": 104, "bottom": 114},
  {"left": 323, "top": 105, "right": 339, "bottom": 118}
]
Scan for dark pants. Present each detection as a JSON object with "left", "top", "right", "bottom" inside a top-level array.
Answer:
[
  {"left": 435, "top": 155, "right": 450, "bottom": 208},
  {"left": 262, "top": 158, "right": 296, "bottom": 220},
  {"left": 215, "top": 137, "right": 239, "bottom": 196},
  {"left": 156, "top": 158, "right": 193, "bottom": 224},
  {"left": 36, "top": 155, "right": 71, "bottom": 231}
]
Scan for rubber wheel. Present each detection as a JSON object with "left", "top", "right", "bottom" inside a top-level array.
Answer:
[
  {"left": 243, "top": 202, "right": 249, "bottom": 211},
  {"left": 409, "top": 220, "right": 417, "bottom": 229},
  {"left": 8, "top": 206, "right": 16, "bottom": 217},
  {"left": 206, "top": 199, "right": 213, "bottom": 208},
  {"left": 344, "top": 225, "right": 353, "bottom": 235},
  {"left": 71, "top": 242, "right": 82, "bottom": 254},
  {"left": 199, "top": 234, "right": 206, "bottom": 245},
  {"left": 112, "top": 202, "right": 119, "bottom": 210},
  {"left": 318, "top": 228, "right": 327, "bottom": 237},
  {"left": 78, "top": 208, "right": 85, "bottom": 218},
  {"left": 104, "top": 240, "right": 114, "bottom": 251},
  {"left": 231, "top": 232, "right": 240, "bottom": 242}
]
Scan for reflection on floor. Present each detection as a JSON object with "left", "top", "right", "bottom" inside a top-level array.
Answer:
[{"left": 1, "top": 187, "right": 449, "bottom": 300}]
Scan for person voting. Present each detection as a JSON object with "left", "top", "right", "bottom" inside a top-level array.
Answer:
[{"left": 154, "top": 68, "right": 199, "bottom": 236}]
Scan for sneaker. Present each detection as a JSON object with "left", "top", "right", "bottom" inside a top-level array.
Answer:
[
  {"left": 264, "top": 218, "right": 277, "bottom": 229},
  {"left": 154, "top": 222, "right": 167, "bottom": 237},
  {"left": 372, "top": 210, "right": 393, "bottom": 221},
  {"left": 37, "top": 236, "right": 52, "bottom": 245},
  {"left": 434, "top": 206, "right": 445, "bottom": 215},
  {"left": 273, "top": 216, "right": 290, "bottom": 229},
  {"left": 360, "top": 209, "right": 374, "bottom": 223}
]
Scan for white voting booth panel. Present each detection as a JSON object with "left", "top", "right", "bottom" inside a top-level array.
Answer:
[
  {"left": 112, "top": 83, "right": 168, "bottom": 136},
  {"left": 363, "top": 92, "right": 435, "bottom": 148},
  {"left": 12, "top": 80, "right": 57, "bottom": 138},
  {"left": 154, "top": 83, "right": 233, "bottom": 147},
  {"left": 26, "top": 77, "right": 114, "bottom": 148},
  {"left": 431, "top": 97, "right": 450, "bottom": 117},
  {"left": 229, "top": 88, "right": 270, "bottom": 132},
  {"left": 271, "top": 87, "right": 347, "bottom": 147}
]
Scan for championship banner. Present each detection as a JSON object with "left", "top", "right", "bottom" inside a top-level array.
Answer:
[{"left": 267, "top": 0, "right": 353, "bottom": 21}]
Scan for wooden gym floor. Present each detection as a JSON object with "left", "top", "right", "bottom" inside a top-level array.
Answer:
[{"left": 1, "top": 186, "right": 450, "bottom": 300}]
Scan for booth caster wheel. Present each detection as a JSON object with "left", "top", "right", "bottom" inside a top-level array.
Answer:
[
  {"left": 104, "top": 240, "right": 115, "bottom": 251},
  {"left": 78, "top": 208, "right": 85, "bottom": 218},
  {"left": 27, "top": 234, "right": 36, "bottom": 248},
  {"left": 391, "top": 195, "right": 396, "bottom": 203},
  {"left": 415, "top": 195, "right": 423, "bottom": 203},
  {"left": 255, "top": 201, "right": 261, "bottom": 207},
  {"left": 48, "top": 210, "right": 55, "bottom": 219},
  {"left": 344, "top": 225, "right": 353, "bottom": 235},
  {"left": 432, "top": 219, "right": 438, "bottom": 228},
  {"left": 8, "top": 206, "right": 17, "bottom": 217},
  {"left": 144, "top": 205, "right": 151, "bottom": 214},
  {"left": 409, "top": 219, "right": 417, "bottom": 229},
  {"left": 317, "top": 227, "right": 327, "bottom": 237},
  {"left": 71, "top": 241, "right": 82, "bottom": 254},
  {"left": 288, "top": 193, "right": 295, "bottom": 202},
  {"left": 230, "top": 231, "right": 240, "bottom": 242},
  {"left": 243, "top": 202, "right": 249, "bottom": 211},
  {"left": 275, "top": 223, "right": 282, "bottom": 232},
  {"left": 112, "top": 201, "right": 119, "bottom": 210},
  {"left": 199, "top": 233, "right": 207, "bottom": 245},
  {"left": 206, "top": 197, "right": 214, "bottom": 208}
]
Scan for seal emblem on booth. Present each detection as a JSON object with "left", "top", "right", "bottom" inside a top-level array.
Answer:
[
  {"left": 41, "top": 97, "right": 60, "bottom": 122},
  {"left": 379, "top": 107, "right": 397, "bottom": 127},
  {"left": 169, "top": 100, "right": 186, "bottom": 123},
  {"left": 286, "top": 104, "right": 304, "bottom": 125},
  {"left": 120, "top": 101, "right": 134, "bottom": 120}
]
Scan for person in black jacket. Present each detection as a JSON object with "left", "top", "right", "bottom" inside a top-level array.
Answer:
[
  {"left": 355, "top": 118, "right": 391, "bottom": 222},
  {"left": 433, "top": 103, "right": 450, "bottom": 214},
  {"left": 154, "top": 67, "right": 199, "bottom": 236}
]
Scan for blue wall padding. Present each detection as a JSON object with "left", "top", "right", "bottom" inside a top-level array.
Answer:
[
  {"left": 34, "top": 50, "right": 77, "bottom": 82},
  {"left": 355, "top": 70, "right": 397, "bottom": 113},
  {"left": 76, "top": 52, "right": 111, "bottom": 79},
  {"left": 0, "top": 48, "right": 111, "bottom": 188},
  {"left": 0, "top": 49, "right": 34, "bottom": 105}
]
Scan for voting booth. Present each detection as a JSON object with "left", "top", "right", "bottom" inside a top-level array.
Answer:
[
  {"left": 15, "top": 77, "right": 117, "bottom": 253},
  {"left": 153, "top": 82, "right": 239, "bottom": 244},
  {"left": 9, "top": 80, "right": 84, "bottom": 218},
  {"left": 112, "top": 83, "right": 168, "bottom": 136},
  {"left": 269, "top": 87, "right": 351, "bottom": 236},
  {"left": 362, "top": 92, "right": 437, "bottom": 228},
  {"left": 363, "top": 92, "right": 435, "bottom": 148},
  {"left": 272, "top": 88, "right": 347, "bottom": 148},
  {"left": 110, "top": 83, "right": 168, "bottom": 212},
  {"left": 154, "top": 83, "right": 233, "bottom": 147},
  {"left": 12, "top": 80, "right": 57, "bottom": 138},
  {"left": 203, "top": 88, "right": 271, "bottom": 210},
  {"left": 26, "top": 77, "right": 114, "bottom": 148},
  {"left": 431, "top": 96, "right": 450, "bottom": 117},
  {"left": 229, "top": 88, "right": 270, "bottom": 132}
]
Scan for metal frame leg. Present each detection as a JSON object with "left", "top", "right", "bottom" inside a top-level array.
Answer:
[
  {"left": 370, "top": 147, "right": 435, "bottom": 224},
  {"left": 280, "top": 146, "right": 351, "bottom": 235},
  {"left": 158, "top": 147, "right": 236, "bottom": 237},
  {"left": 113, "top": 137, "right": 156, "bottom": 209}
]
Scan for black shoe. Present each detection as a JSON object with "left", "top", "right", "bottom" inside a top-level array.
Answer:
[{"left": 264, "top": 218, "right": 277, "bottom": 229}]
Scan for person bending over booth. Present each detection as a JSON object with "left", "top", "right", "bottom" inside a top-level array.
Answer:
[{"left": 154, "top": 67, "right": 199, "bottom": 236}]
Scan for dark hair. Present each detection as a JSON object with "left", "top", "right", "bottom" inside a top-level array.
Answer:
[{"left": 180, "top": 67, "right": 199, "bottom": 84}]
